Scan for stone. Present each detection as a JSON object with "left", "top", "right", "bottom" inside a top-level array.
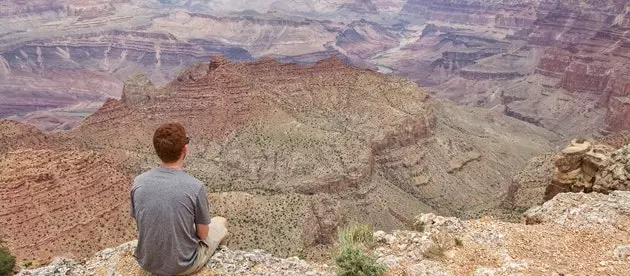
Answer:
[{"left": 612, "top": 245, "right": 630, "bottom": 261}]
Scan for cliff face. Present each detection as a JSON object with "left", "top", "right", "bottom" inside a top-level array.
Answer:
[
  {"left": 1, "top": 57, "right": 558, "bottom": 262},
  {"left": 19, "top": 191, "right": 630, "bottom": 275}
]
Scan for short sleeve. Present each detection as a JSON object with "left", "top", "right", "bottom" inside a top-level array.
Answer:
[
  {"left": 195, "top": 186, "right": 211, "bottom": 225},
  {"left": 130, "top": 190, "right": 136, "bottom": 218}
]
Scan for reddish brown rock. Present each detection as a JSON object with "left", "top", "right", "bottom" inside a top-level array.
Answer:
[
  {"left": 0, "top": 119, "right": 53, "bottom": 154},
  {"left": 0, "top": 149, "right": 135, "bottom": 263}
]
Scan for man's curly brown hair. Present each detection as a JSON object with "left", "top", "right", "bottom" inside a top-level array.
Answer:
[{"left": 153, "top": 123, "right": 187, "bottom": 163}]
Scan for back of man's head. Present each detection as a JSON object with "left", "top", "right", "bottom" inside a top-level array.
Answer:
[{"left": 153, "top": 123, "right": 187, "bottom": 163}]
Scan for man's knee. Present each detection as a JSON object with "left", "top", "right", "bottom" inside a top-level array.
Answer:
[{"left": 212, "top": 216, "right": 227, "bottom": 227}]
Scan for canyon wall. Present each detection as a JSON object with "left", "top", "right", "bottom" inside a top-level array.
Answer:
[
  {"left": 0, "top": 57, "right": 557, "bottom": 262},
  {"left": 377, "top": 0, "right": 630, "bottom": 137},
  {"left": 3, "top": 0, "right": 629, "bottom": 137}
]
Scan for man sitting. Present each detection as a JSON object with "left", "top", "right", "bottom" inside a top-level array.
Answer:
[{"left": 131, "top": 122, "right": 228, "bottom": 275}]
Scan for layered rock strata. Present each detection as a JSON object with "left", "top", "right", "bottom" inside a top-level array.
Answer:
[
  {"left": 0, "top": 149, "right": 136, "bottom": 262},
  {"left": 364, "top": 0, "right": 630, "bottom": 137},
  {"left": 0, "top": 4, "right": 404, "bottom": 131}
]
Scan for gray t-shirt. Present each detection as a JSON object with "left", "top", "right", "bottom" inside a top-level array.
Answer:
[{"left": 130, "top": 167, "right": 211, "bottom": 275}]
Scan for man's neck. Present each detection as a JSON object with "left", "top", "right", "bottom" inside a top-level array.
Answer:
[{"left": 160, "top": 162, "right": 183, "bottom": 169}]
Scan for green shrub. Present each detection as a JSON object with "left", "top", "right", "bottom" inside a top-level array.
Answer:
[
  {"left": 334, "top": 246, "right": 386, "bottom": 276},
  {"left": 0, "top": 241, "right": 16, "bottom": 276},
  {"left": 334, "top": 224, "right": 386, "bottom": 276},
  {"left": 339, "top": 224, "right": 374, "bottom": 249}
]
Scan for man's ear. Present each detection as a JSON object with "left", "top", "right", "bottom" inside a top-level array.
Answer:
[{"left": 182, "top": 144, "right": 188, "bottom": 160}]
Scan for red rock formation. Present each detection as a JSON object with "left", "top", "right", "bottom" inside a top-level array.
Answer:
[{"left": 386, "top": 0, "right": 630, "bottom": 135}]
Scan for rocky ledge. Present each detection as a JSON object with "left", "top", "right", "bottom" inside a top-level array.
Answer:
[
  {"left": 19, "top": 191, "right": 630, "bottom": 276},
  {"left": 545, "top": 139, "right": 630, "bottom": 200}
]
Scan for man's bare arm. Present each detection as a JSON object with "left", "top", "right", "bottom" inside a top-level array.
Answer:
[{"left": 196, "top": 223, "right": 209, "bottom": 240}]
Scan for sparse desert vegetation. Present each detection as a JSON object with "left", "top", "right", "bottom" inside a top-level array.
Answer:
[{"left": 334, "top": 224, "right": 386, "bottom": 276}]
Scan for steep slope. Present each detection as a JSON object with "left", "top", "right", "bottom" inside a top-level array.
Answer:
[
  {"left": 0, "top": 149, "right": 135, "bottom": 263},
  {"left": 40, "top": 57, "right": 555, "bottom": 258}
]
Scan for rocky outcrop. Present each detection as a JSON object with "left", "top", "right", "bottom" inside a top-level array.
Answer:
[
  {"left": 121, "top": 73, "right": 154, "bottom": 106},
  {"left": 20, "top": 191, "right": 630, "bottom": 275},
  {"left": 525, "top": 191, "right": 630, "bottom": 230},
  {"left": 544, "top": 139, "right": 630, "bottom": 200},
  {"left": 17, "top": 241, "right": 334, "bottom": 276}
]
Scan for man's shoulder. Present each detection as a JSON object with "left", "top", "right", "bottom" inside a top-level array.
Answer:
[
  {"left": 178, "top": 171, "right": 204, "bottom": 189},
  {"left": 131, "top": 168, "right": 203, "bottom": 191},
  {"left": 131, "top": 169, "right": 161, "bottom": 191},
  {"left": 132, "top": 169, "right": 153, "bottom": 184}
]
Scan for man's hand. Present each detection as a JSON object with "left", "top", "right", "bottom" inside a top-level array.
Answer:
[{"left": 196, "top": 224, "right": 209, "bottom": 240}]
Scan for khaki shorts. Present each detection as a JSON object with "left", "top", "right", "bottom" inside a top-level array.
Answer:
[{"left": 178, "top": 217, "right": 229, "bottom": 275}]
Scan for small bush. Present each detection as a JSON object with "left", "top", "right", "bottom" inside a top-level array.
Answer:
[
  {"left": 334, "top": 245, "right": 386, "bottom": 276},
  {"left": 0, "top": 241, "right": 16, "bottom": 276},
  {"left": 334, "top": 224, "right": 386, "bottom": 276},
  {"left": 339, "top": 224, "right": 375, "bottom": 249}
]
